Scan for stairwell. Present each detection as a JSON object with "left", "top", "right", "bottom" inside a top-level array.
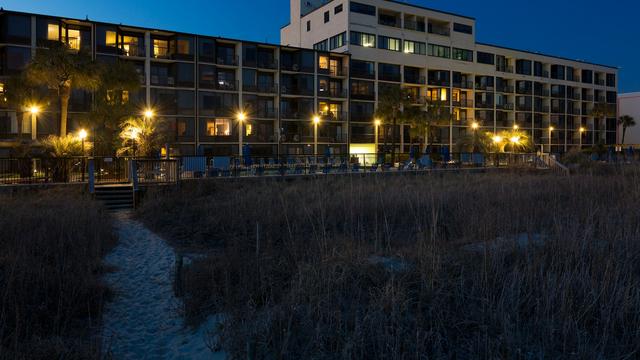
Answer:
[{"left": 95, "top": 184, "right": 135, "bottom": 211}]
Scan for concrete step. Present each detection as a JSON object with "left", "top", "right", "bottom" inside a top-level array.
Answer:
[{"left": 95, "top": 184, "right": 135, "bottom": 210}]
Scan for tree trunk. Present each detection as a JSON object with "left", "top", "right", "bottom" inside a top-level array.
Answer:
[
  {"left": 622, "top": 127, "right": 627, "bottom": 145},
  {"left": 60, "top": 85, "right": 71, "bottom": 136},
  {"left": 423, "top": 126, "right": 429, "bottom": 154}
]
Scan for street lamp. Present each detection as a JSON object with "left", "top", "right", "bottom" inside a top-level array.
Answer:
[
  {"left": 313, "top": 115, "right": 321, "bottom": 163},
  {"left": 513, "top": 124, "right": 519, "bottom": 130},
  {"left": 79, "top": 129, "right": 88, "bottom": 157},
  {"left": 29, "top": 105, "right": 40, "bottom": 141},
  {"left": 548, "top": 126, "right": 554, "bottom": 154},
  {"left": 143, "top": 108, "right": 154, "bottom": 119},
  {"left": 374, "top": 119, "right": 381, "bottom": 161},
  {"left": 237, "top": 111, "right": 246, "bottom": 159},
  {"left": 579, "top": 127, "right": 586, "bottom": 149}
]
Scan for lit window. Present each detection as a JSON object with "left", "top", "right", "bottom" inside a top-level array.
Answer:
[
  {"left": 122, "top": 36, "right": 140, "bottom": 56},
  {"left": 318, "top": 56, "right": 329, "bottom": 70},
  {"left": 177, "top": 120, "right": 187, "bottom": 136},
  {"left": 176, "top": 39, "right": 190, "bottom": 55},
  {"left": 245, "top": 124, "right": 253, "bottom": 136},
  {"left": 329, "top": 59, "right": 340, "bottom": 76},
  {"left": 67, "top": 29, "right": 81, "bottom": 50},
  {"left": 105, "top": 31, "right": 117, "bottom": 47},
  {"left": 47, "top": 24, "right": 59, "bottom": 41},
  {"left": 154, "top": 39, "right": 169, "bottom": 58},
  {"left": 207, "top": 118, "right": 231, "bottom": 136}
]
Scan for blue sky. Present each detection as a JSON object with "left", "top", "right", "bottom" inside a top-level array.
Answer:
[{"left": 4, "top": 0, "right": 639, "bottom": 92}]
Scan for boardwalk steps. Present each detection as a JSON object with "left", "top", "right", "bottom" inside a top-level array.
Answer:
[{"left": 95, "top": 184, "right": 135, "bottom": 210}]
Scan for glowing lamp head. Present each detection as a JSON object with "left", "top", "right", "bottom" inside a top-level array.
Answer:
[
  {"left": 492, "top": 135, "right": 503, "bottom": 144},
  {"left": 129, "top": 127, "right": 140, "bottom": 140},
  {"left": 29, "top": 105, "right": 40, "bottom": 115},
  {"left": 513, "top": 124, "right": 519, "bottom": 130},
  {"left": 143, "top": 109, "right": 154, "bottom": 118},
  {"left": 78, "top": 129, "right": 88, "bottom": 140},
  {"left": 510, "top": 136, "right": 520, "bottom": 144},
  {"left": 471, "top": 122, "right": 479, "bottom": 130},
  {"left": 374, "top": 119, "right": 382, "bottom": 127},
  {"left": 579, "top": 127, "right": 586, "bottom": 133},
  {"left": 549, "top": 126, "right": 555, "bottom": 132},
  {"left": 313, "top": 116, "right": 321, "bottom": 125},
  {"left": 237, "top": 112, "right": 246, "bottom": 122}
]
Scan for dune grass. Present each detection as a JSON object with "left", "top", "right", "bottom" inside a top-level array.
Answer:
[
  {"left": 139, "top": 170, "right": 640, "bottom": 359},
  {"left": 0, "top": 187, "right": 116, "bottom": 359}
]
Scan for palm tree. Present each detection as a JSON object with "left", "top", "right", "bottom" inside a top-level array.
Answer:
[
  {"left": 3, "top": 73, "right": 47, "bottom": 137},
  {"left": 25, "top": 42, "right": 99, "bottom": 136},
  {"left": 90, "top": 61, "right": 142, "bottom": 155},
  {"left": 118, "top": 116, "right": 167, "bottom": 157},
  {"left": 374, "top": 85, "right": 412, "bottom": 163},
  {"left": 42, "top": 134, "right": 84, "bottom": 157},
  {"left": 617, "top": 115, "right": 636, "bottom": 145}
]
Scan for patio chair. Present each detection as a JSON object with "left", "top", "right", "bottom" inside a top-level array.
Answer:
[{"left": 472, "top": 153, "right": 485, "bottom": 167}]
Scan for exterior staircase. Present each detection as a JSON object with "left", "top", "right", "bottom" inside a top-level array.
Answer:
[{"left": 94, "top": 184, "right": 135, "bottom": 211}]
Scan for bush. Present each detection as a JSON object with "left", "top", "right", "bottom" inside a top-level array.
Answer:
[
  {"left": 140, "top": 172, "right": 640, "bottom": 359},
  {"left": 0, "top": 187, "right": 116, "bottom": 359}
]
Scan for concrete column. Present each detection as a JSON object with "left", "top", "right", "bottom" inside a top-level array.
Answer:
[{"left": 145, "top": 32, "right": 151, "bottom": 106}]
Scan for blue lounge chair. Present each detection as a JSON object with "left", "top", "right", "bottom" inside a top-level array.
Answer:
[
  {"left": 472, "top": 153, "right": 485, "bottom": 167},
  {"left": 351, "top": 163, "right": 361, "bottom": 172}
]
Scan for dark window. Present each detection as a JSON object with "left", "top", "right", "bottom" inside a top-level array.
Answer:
[
  {"left": 427, "top": 44, "right": 450, "bottom": 58},
  {"left": 1, "top": 46, "right": 31, "bottom": 75},
  {"left": 335, "top": 4, "right": 343, "bottom": 14},
  {"left": 351, "top": 59, "right": 375, "bottom": 79},
  {"left": 582, "top": 69, "right": 593, "bottom": 84},
  {"left": 1, "top": 14, "right": 31, "bottom": 45},
  {"left": 477, "top": 51, "right": 494, "bottom": 65},
  {"left": 350, "top": 2, "right": 376, "bottom": 16},
  {"left": 534, "top": 61, "right": 544, "bottom": 77},
  {"left": 199, "top": 65, "right": 216, "bottom": 89},
  {"left": 243, "top": 44, "right": 257, "bottom": 67},
  {"left": 198, "top": 38, "right": 216, "bottom": 62},
  {"left": 177, "top": 90, "right": 195, "bottom": 115},
  {"left": 324, "top": 11, "right": 330, "bottom": 23},
  {"left": 314, "top": 40, "right": 328, "bottom": 51},
  {"left": 551, "top": 65, "right": 565, "bottom": 80},
  {"left": 453, "top": 23, "right": 473, "bottom": 35},
  {"left": 378, "top": 63, "right": 401, "bottom": 82},
  {"left": 606, "top": 73, "right": 616, "bottom": 87},
  {"left": 329, "top": 32, "right": 346, "bottom": 50},
  {"left": 307, "top": 21, "right": 311, "bottom": 32},
  {"left": 175, "top": 63, "right": 194, "bottom": 87},
  {"left": 516, "top": 60, "right": 532, "bottom": 76},
  {"left": 452, "top": 48, "right": 473, "bottom": 62}
]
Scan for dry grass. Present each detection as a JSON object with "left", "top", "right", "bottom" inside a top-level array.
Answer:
[
  {"left": 140, "top": 170, "right": 640, "bottom": 359},
  {"left": 0, "top": 187, "right": 116, "bottom": 359}
]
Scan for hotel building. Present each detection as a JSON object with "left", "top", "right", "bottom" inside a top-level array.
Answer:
[
  {"left": 0, "top": 10, "right": 350, "bottom": 157},
  {"left": 282, "top": 0, "right": 619, "bottom": 154}
]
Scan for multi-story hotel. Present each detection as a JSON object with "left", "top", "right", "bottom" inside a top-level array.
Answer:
[
  {"left": 0, "top": 9, "right": 350, "bottom": 157},
  {"left": 0, "top": 1, "right": 620, "bottom": 157},
  {"left": 282, "top": 0, "right": 619, "bottom": 154}
]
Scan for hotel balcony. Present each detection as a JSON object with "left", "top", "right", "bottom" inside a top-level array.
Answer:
[
  {"left": 217, "top": 55, "right": 239, "bottom": 66},
  {"left": 452, "top": 99, "right": 474, "bottom": 108},
  {"left": 404, "top": 75, "right": 426, "bottom": 85},
  {"left": 453, "top": 81, "right": 474, "bottom": 90},
  {"left": 404, "top": 20, "right": 426, "bottom": 32},
  {"left": 475, "top": 101, "right": 494, "bottom": 109},
  {"left": 319, "top": 111, "right": 348, "bottom": 122},
  {"left": 496, "top": 85, "right": 514, "bottom": 93},
  {"left": 281, "top": 110, "right": 313, "bottom": 120},
  {"left": 243, "top": 83, "right": 278, "bottom": 94},
  {"left": 351, "top": 69, "right": 375, "bottom": 80},
  {"left": 253, "top": 108, "right": 277, "bottom": 119},
  {"left": 496, "top": 103, "right": 515, "bottom": 111},
  {"left": 319, "top": 88, "right": 348, "bottom": 99},
  {"left": 281, "top": 63, "right": 315, "bottom": 73},
  {"left": 351, "top": 92, "right": 376, "bottom": 101},
  {"left": 280, "top": 85, "right": 314, "bottom": 97},
  {"left": 428, "top": 22, "right": 450, "bottom": 36}
]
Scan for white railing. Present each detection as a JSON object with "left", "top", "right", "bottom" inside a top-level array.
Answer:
[{"left": 538, "top": 154, "right": 570, "bottom": 176}]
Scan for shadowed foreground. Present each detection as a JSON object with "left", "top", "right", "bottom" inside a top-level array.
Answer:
[{"left": 140, "top": 170, "right": 640, "bottom": 359}]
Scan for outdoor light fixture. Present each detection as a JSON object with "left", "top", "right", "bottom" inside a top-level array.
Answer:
[
  {"left": 510, "top": 136, "right": 520, "bottom": 144},
  {"left": 78, "top": 129, "right": 88, "bottom": 140},
  {"left": 492, "top": 135, "right": 503, "bottom": 144},
  {"left": 144, "top": 109, "right": 154, "bottom": 118},
  {"left": 471, "top": 122, "right": 479, "bottom": 130},
  {"left": 29, "top": 105, "right": 40, "bottom": 115},
  {"left": 313, "top": 115, "right": 321, "bottom": 125},
  {"left": 513, "top": 124, "right": 519, "bottom": 130},
  {"left": 374, "top": 119, "right": 381, "bottom": 127},
  {"left": 579, "top": 127, "right": 586, "bottom": 133},
  {"left": 29, "top": 105, "right": 40, "bottom": 141},
  {"left": 237, "top": 112, "right": 246, "bottom": 122}
]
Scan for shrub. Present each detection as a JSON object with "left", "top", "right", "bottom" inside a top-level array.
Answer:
[
  {"left": 140, "top": 172, "right": 640, "bottom": 359},
  {"left": 0, "top": 187, "right": 116, "bottom": 359}
]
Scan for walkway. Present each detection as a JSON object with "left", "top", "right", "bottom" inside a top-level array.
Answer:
[{"left": 102, "top": 211, "right": 225, "bottom": 360}]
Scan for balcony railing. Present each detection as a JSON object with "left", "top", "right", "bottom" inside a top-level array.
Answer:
[
  {"left": 452, "top": 99, "right": 474, "bottom": 108},
  {"left": 496, "top": 103, "right": 515, "bottom": 110},
  {"left": 475, "top": 84, "right": 494, "bottom": 91},
  {"left": 428, "top": 25, "right": 450, "bottom": 36},
  {"left": 379, "top": 73, "right": 402, "bottom": 82},
  {"left": 319, "top": 88, "right": 348, "bottom": 99},
  {"left": 428, "top": 79, "right": 450, "bottom": 87},
  {"left": 215, "top": 80, "right": 239, "bottom": 91},
  {"left": 281, "top": 110, "right": 312, "bottom": 120},
  {"left": 404, "top": 76, "right": 426, "bottom": 85},
  {"left": 281, "top": 63, "right": 315, "bottom": 73},
  {"left": 319, "top": 111, "right": 348, "bottom": 122},
  {"left": 408, "top": 95, "right": 426, "bottom": 105},
  {"left": 351, "top": 113, "right": 374, "bottom": 122},
  {"left": 583, "top": 95, "right": 594, "bottom": 102},
  {"left": 351, "top": 92, "right": 376, "bottom": 101},
  {"left": 280, "top": 85, "right": 314, "bottom": 96},
  {"left": 496, "top": 85, "right": 514, "bottom": 93},
  {"left": 254, "top": 108, "right": 277, "bottom": 119},
  {"left": 496, "top": 66, "right": 514, "bottom": 73},
  {"left": 217, "top": 55, "right": 239, "bottom": 66},
  {"left": 404, "top": 20, "right": 426, "bottom": 32},
  {"left": 243, "top": 83, "right": 278, "bottom": 94},
  {"left": 453, "top": 81, "right": 474, "bottom": 89},
  {"left": 379, "top": 17, "right": 401, "bottom": 28},
  {"left": 551, "top": 107, "right": 564, "bottom": 114},
  {"left": 475, "top": 102, "right": 494, "bottom": 109},
  {"left": 257, "top": 59, "right": 279, "bottom": 70},
  {"left": 596, "top": 79, "right": 605, "bottom": 86},
  {"left": 351, "top": 69, "right": 375, "bottom": 79}
]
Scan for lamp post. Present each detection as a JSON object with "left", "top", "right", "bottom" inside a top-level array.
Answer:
[
  {"left": 579, "top": 127, "right": 586, "bottom": 149},
  {"left": 548, "top": 126, "right": 554, "bottom": 154},
  {"left": 129, "top": 128, "right": 139, "bottom": 157},
  {"left": 513, "top": 124, "right": 519, "bottom": 130},
  {"left": 237, "top": 112, "right": 246, "bottom": 160},
  {"left": 374, "top": 119, "right": 381, "bottom": 163},
  {"left": 29, "top": 105, "right": 40, "bottom": 141},
  {"left": 471, "top": 122, "right": 479, "bottom": 151},
  {"left": 79, "top": 129, "right": 88, "bottom": 157},
  {"left": 313, "top": 115, "right": 321, "bottom": 163}
]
